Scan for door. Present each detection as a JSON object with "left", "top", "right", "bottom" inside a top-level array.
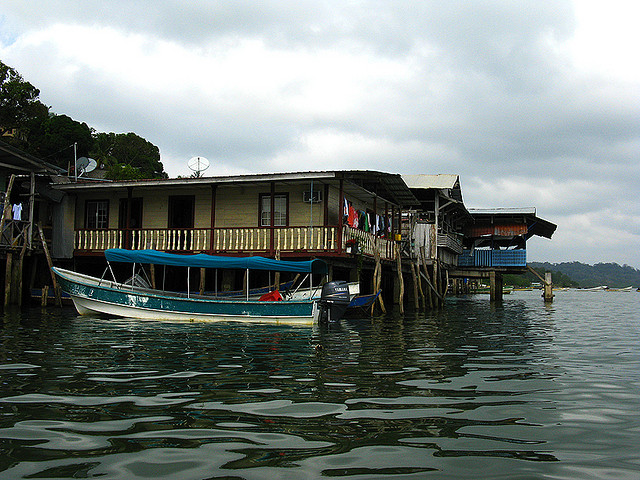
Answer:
[{"left": 168, "top": 195, "right": 195, "bottom": 250}]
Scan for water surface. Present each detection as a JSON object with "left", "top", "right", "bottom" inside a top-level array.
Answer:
[{"left": 1, "top": 290, "right": 638, "bottom": 479}]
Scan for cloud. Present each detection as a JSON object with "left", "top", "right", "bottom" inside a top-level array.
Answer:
[{"left": 1, "top": 1, "right": 639, "bottom": 266}]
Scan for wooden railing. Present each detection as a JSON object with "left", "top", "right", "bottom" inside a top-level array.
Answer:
[
  {"left": 75, "top": 225, "right": 397, "bottom": 260},
  {"left": 1, "top": 220, "right": 32, "bottom": 249},
  {"left": 342, "top": 225, "right": 396, "bottom": 261},
  {"left": 75, "top": 226, "right": 340, "bottom": 254},
  {"left": 437, "top": 231, "right": 464, "bottom": 254}
]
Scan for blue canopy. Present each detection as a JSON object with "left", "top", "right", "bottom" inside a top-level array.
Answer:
[{"left": 104, "top": 249, "right": 328, "bottom": 274}]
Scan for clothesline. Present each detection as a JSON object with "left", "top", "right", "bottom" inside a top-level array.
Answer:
[{"left": 343, "top": 197, "right": 393, "bottom": 236}]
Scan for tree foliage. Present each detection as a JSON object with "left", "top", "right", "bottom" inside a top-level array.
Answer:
[
  {"left": 528, "top": 262, "right": 640, "bottom": 288},
  {"left": 0, "top": 60, "right": 45, "bottom": 137}
]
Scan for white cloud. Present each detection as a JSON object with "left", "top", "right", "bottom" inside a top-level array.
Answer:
[{"left": 1, "top": 1, "right": 639, "bottom": 266}]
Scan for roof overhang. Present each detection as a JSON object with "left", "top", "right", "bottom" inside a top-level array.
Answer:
[
  {"left": 467, "top": 207, "right": 557, "bottom": 239},
  {"left": 52, "top": 169, "right": 419, "bottom": 208},
  {"left": 0, "top": 139, "right": 66, "bottom": 175}
]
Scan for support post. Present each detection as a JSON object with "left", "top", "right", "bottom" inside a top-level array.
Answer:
[
  {"left": 4, "top": 252, "right": 13, "bottom": 306},
  {"left": 16, "top": 239, "right": 28, "bottom": 306},
  {"left": 543, "top": 272, "right": 554, "bottom": 303},
  {"left": 38, "top": 222, "right": 61, "bottom": 306},
  {"left": 371, "top": 245, "right": 386, "bottom": 315},
  {"left": 199, "top": 267, "right": 206, "bottom": 295},
  {"left": 274, "top": 250, "right": 281, "bottom": 290},
  {"left": 150, "top": 264, "right": 156, "bottom": 289},
  {"left": 41, "top": 285, "right": 49, "bottom": 307},
  {"left": 395, "top": 244, "right": 404, "bottom": 314},
  {"left": 409, "top": 258, "right": 419, "bottom": 310},
  {"left": 490, "top": 270, "right": 503, "bottom": 303}
]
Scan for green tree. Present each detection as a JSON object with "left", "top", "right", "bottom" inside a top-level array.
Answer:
[
  {"left": 0, "top": 60, "right": 48, "bottom": 140},
  {"left": 90, "top": 132, "right": 117, "bottom": 169},
  {"left": 105, "top": 163, "right": 145, "bottom": 181},
  {"left": 107, "top": 132, "right": 166, "bottom": 179},
  {"left": 29, "top": 114, "right": 93, "bottom": 169}
]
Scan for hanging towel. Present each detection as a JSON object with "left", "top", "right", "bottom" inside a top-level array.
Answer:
[{"left": 348, "top": 205, "right": 357, "bottom": 227}]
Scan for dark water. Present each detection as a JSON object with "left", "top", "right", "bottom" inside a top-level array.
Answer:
[{"left": 0, "top": 290, "right": 638, "bottom": 479}]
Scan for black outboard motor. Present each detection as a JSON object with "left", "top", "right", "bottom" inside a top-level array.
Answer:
[{"left": 318, "top": 281, "right": 350, "bottom": 323}]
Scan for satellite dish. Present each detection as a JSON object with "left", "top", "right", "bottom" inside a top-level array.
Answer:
[
  {"left": 188, "top": 156, "right": 210, "bottom": 175},
  {"left": 76, "top": 157, "right": 97, "bottom": 176}
]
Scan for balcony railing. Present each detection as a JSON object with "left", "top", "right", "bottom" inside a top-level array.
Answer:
[
  {"left": 457, "top": 249, "right": 526, "bottom": 267},
  {"left": 342, "top": 226, "right": 396, "bottom": 260},
  {"left": 437, "top": 231, "right": 464, "bottom": 254},
  {"left": 75, "top": 225, "right": 398, "bottom": 261}
]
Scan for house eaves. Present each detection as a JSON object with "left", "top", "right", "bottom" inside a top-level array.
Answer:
[{"left": 0, "top": 139, "right": 66, "bottom": 175}]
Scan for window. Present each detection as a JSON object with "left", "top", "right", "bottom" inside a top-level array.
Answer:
[
  {"left": 86, "top": 200, "right": 109, "bottom": 229},
  {"left": 260, "top": 194, "right": 288, "bottom": 226}
]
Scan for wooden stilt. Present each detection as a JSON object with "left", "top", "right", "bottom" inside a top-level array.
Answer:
[
  {"left": 274, "top": 250, "right": 281, "bottom": 290},
  {"left": 490, "top": 270, "right": 503, "bottom": 302},
  {"left": 409, "top": 260, "right": 420, "bottom": 310},
  {"left": 395, "top": 244, "right": 404, "bottom": 314},
  {"left": 527, "top": 265, "right": 554, "bottom": 303},
  {"left": 433, "top": 259, "right": 440, "bottom": 307},
  {"left": 543, "top": 272, "right": 554, "bottom": 303},
  {"left": 149, "top": 264, "right": 156, "bottom": 289},
  {"left": 37, "top": 222, "right": 61, "bottom": 306},
  {"left": 16, "top": 240, "right": 28, "bottom": 307},
  {"left": 4, "top": 252, "right": 13, "bottom": 307},
  {"left": 199, "top": 267, "right": 206, "bottom": 295},
  {"left": 371, "top": 246, "right": 386, "bottom": 315},
  {"left": 41, "top": 285, "right": 49, "bottom": 307},
  {"left": 419, "top": 248, "right": 434, "bottom": 309}
]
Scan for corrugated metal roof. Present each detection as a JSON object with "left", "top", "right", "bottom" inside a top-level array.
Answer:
[
  {"left": 468, "top": 207, "right": 537, "bottom": 215},
  {"left": 402, "top": 174, "right": 459, "bottom": 190},
  {"left": 53, "top": 169, "right": 420, "bottom": 207},
  {"left": 0, "top": 139, "right": 65, "bottom": 174},
  {"left": 467, "top": 207, "right": 557, "bottom": 239}
]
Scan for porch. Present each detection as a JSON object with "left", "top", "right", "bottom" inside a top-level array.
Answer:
[{"left": 74, "top": 224, "right": 398, "bottom": 261}]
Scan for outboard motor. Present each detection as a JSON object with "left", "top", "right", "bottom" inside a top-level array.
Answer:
[{"left": 318, "top": 281, "right": 350, "bottom": 323}]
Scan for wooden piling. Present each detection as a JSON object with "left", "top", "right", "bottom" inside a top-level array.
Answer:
[
  {"left": 4, "top": 252, "right": 13, "bottom": 307},
  {"left": 16, "top": 240, "right": 28, "bottom": 307},
  {"left": 527, "top": 265, "right": 554, "bottom": 303},
  {"left": 543, "top": 272, "right": 554, "bottom": 303},
  {"left": 41, "top": 285, "right": 49, "bottom": 307},
  {"left": 37, "top": 223, "right": 61, "bottom": 306},
  {"left": 409, "top": 259, "right": 419, "bottom": 310},
  {"left": 395, "top": 244, "right": 404, "bottom": 314},
  {"left": 489, "top": 270, "right": 503, "bottom": 302},
  {"left": 274, "top": 250, "right": 281, "bottom": 291},
  {"left": 371, "top": 246, "right": 386, "bottom": 315},
  {"left": 199, "top": 267, "right": 206, "bottom": 295}
]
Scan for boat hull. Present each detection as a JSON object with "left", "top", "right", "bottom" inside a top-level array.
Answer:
[{"left": 53, "top": 268, "right": 318, "bottom": 324}]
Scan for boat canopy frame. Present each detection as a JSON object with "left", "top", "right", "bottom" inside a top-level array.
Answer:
[
  {"left": 104, "top": 249, "right": 328, "bottom": 274},
  {"left": 103, "top": 248, "right": 327, "bottom": 300}
]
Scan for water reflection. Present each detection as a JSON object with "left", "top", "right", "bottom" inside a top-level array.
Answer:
[{"left": 1, "top": 292, "right": 638, "bottom": 478}]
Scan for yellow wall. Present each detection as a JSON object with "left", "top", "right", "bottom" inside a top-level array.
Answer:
[{"left": 74, "top": 180, "right": 392, "bottom": 230}]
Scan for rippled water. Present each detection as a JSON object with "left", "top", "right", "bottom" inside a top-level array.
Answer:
[{"left": 1, "top": 290, "right": 639, "bottom": 479}]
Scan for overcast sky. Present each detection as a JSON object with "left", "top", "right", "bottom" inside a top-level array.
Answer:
[{"left": 1, "top": 1, "right": 639, "bottom": 267}]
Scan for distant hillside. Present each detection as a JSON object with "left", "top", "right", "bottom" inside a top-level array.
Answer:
[{"left": 528, "top": 262, "right": 640, "bottom": 288}]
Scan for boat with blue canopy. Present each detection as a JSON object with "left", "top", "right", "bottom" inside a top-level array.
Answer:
[{"left": 52, "top": 249, "right": 350, "bottom": 324}]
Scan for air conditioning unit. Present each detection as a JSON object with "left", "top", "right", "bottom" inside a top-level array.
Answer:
[{"left": 303, "top": 190, "right": 323, "bottom": 203}]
